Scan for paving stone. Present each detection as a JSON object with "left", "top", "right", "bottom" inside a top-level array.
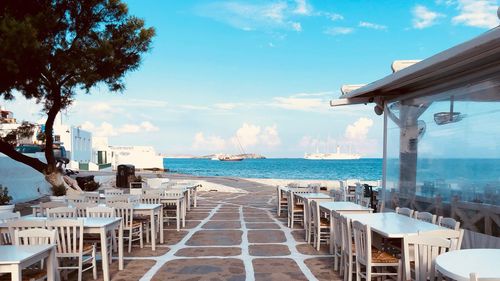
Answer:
[
  {"left": 253, "top": 258, "right": 308, "bottom": 281},
  {"left": 248, "top": 230, "right": 286, "bottom": 243},
  {"left": 186, "top": 230, "right": 243, "bottom": 246},
  {"left": 304, "top": 257, "right": 341, "bottom": 281},
  {"left": 164, "top": 220, "right": 201, "bottom": 229},
  {"left": 296, "top": 244, "right": 331, "bottom": 255},
  {"left": 244, "top": 217, "right": 275, "bottom": 223},
  {"left": 125, "top": 246, "right": 170, "bottom": 257},
  {"left": 245, "top": 223, "right": 280, "bottom": 229},
  {"left": 175, "top": 247, "right": 242, "bottom": 257},
  {"left": 202, "top": 220, "right": 241, "bottom": 229},
  {"left": 152, "top": 258, "right": 245, "bottom": 281},
  {"left": 162, "top": 230, "right": 189, "bottom": 245},
  {"left": 249, "top": 244, "right": 291, "bottom": 256},
  {"left": 291, "top": 230, "right": 306, "bottom": 242},
  {"left": 185, "top": 212, "right": 210, "bottom": 220},
  {"left": 211, "top": 212, "right": 240, "bottom": 220},
  {"left": 79, "top": 259, "right": 156, "bottom": 281}
]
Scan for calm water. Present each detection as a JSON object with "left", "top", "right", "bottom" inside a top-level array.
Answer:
[{"left": 163, "top": 158, "right": 383, "bottom": 180}]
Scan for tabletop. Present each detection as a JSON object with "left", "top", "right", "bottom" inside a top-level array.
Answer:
[
  {"left": 343, "top": 212, "right": 445, "bottom": 238},
  {"left": 435, "top": 249, "right": 500, "bottom": 281},
  {"left": 295, "top": 193, "right": 331, "bottom": 199},
  {"left": 132, "top": 203, "right": 162, "bottom": 210},
  {"left": 319, "top": 201, "right": 373, "bottom": 212},
  {"left": 0, "top": 217, "right": 121, "bottom": 229},
  {"left": 0, "top": 245, "right": 55, "bottom": 264}
]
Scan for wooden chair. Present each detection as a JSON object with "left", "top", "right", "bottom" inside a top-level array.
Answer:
[
  {"left": 108, "top": 202, "right": 143, "bottom": 253},
  {"left": 83, "top": 192, "right": 100, "bottom": 204},
  {"left": 396, "top": 207, "right": 414, "bottom": 217},
  {"left": 414, "top": 211, "right": 437, "bottom": 224},
  {"left": 104, "top": 189, "right": 123, "bottom": 196},
  {"left": 12, "top": 228, "right": 57, "bottom": 281},
  {"left": 39, "top": 202, "right": 68, "bottom": 217},
  {"left": 46, "top": 207, "right": 77, "bottom": 218},
  {"left": 352, "top": 220, "right": 401, "bottom": 281},
  {"left": 47, "top": 219, "right": 97, "bottom": 281},
  {"left": 403, "top": 229, "right": 462, "bottom": 281},
  {"left": 141, "top": 194, "right": 161, "bottom": 204},
  {"left": 437, "top": 216, "right": 460, "bottom": 230},
  {"left": 127, "top": 195, "right": 140, "bottom": 204},
  {"left": 161, "top": 191, "right": 184, "bottom": 226},
  {"left": 0, "top": 212, "right": 20, "bottom": 245},
  {"left": 105, "top": 194, "right": 130, "bottom": 204},
  {"left": 86, "top": 206, "right": 116, "bottom": 263},
  {"left": 287, "top": 191, "right": 304, "bottom": 228},
  {"left": 331, "top": 211, "right": 343, "bottom": 273},
  {"left": 310, "top": 199, "right": 331, "bottom": 251},
  {"left": 7, "top": 220, "right": 47, "bottom": 245},
  {"left": 276, "top": 186, "right": 288, "bottom": 217},
  {"left": 66, "top": 194, "right": 86, "bottom": 204},
  {"left": 73, "top": 203, "right": 98, "bottom": 217},
  {"left": 355, "top": 183, "right": 370, "bottom": 207},
  {"left": 341, "top": 215, "right": 355, "bottom": 281}
]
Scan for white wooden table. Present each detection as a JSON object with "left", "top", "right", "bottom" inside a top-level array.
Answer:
[
  {"left": 319, "top": 201, "right": 373, "bottom": 253},
  {"left": 160, "top": 195, "right": 185, "bottom": 231},
  {"left": 132, "top": 203, "right": 164, "bottom": 250},
  {"left": 435, "top": 249, "right": 500, "bottom": 281},
  {"left": 0, "top": 217, "right": 123, "bottom": 281},
  {"left": 0, "top": 245, "right": 57, "bottom": 281},
  {"left": 294, "top": 193, "right": 332, "bottom": 236}
]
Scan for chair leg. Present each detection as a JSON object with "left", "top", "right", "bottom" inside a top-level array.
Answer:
[
  {"left": 92, "top": 247, "right": 97, "bottom": 280},
  {"left": 78, "top": 256, "right": 83, "bottom": 281},
  {"left": 316, "top": 229, "right": 321, "bottom": 251},
  {"left": 128, "top": 230, "right": 132, "bottom": 253},
  {"left": 139, "top": 226, "right": 144, "bottom": 249}
]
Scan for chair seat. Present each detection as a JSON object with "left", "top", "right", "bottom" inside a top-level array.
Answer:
[
  {"left": 293, "top": 205, "right": 304, "bottom": 210},
  {"left": 83, "top": 243, "right": 95, "bottom": 253},
  {"left": 0, "top": 268, "right": 47, "bottom": 281},
  {"left": 372, "top": 249, "right": 399, "bottom": 263},
  {"left": 134, "top": 215, "right": 150, "bottom": 221},
  {"left": 320, "top": 218, "right": 330, "bottom": 226}
]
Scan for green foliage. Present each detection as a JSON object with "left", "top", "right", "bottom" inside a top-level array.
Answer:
[
  {"left": 0, "top": 184, "right": 13, "bottom": 205},
  {"left": 0, "top": 0, "right": 155, "bottom": 108},
  {"left": 0, "top": 121, "right": 36, "bottom": 146},
  {"left": 51, "top": 184, "right": 67, "bottom": 196}
]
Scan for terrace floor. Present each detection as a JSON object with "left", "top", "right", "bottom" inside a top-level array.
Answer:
[{"left": 78, "top": 178, "right": 341, "bottom": 281}]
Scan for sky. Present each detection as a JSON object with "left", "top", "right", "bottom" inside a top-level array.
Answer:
[{"left": 3, "top": 0, "right": 499, "bottom": 158}]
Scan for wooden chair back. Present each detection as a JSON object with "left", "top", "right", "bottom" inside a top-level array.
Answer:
[
  {"left": 86, "top": 206, "right": 115, "bottom": 218},
  {"left": 437, "top": 216, "right": 460, "bottom": 230},
  {"left": 0, "top": 212, "right": 20, "bottom": 244},
  {"left": 66, "top": 193, "right": 85, "bottom": 204},
  {"left": 352, "top": 220, "right": 371, "bottom": 266},
  {"left": 141, "top": 194, "right": 161, "bottom": 204},
  {"left": 83, "top": 192, "right": 100, "bottom": 203},
  {"left": 14, "top": 228, "right": 56, "bottom": 246},
  {"left": 127, "top": 195, "right": 140, "bottom": 204},
  {"left": 47, "top": 218, "right": 84, "bottom": 256},
  {"left": 104, "top": 189, "right": 124, "bottom": 196},
  {"left": 396, "top": 207, "right": 415, "bottom": 217},
  {"left": 40, "top": 201, "right": 68, "bottom": 216},
  {"left": 47, "top": 206, "right": 77, "bottom": 218},
  {"left": 414, "top": 211, "right": 437, "bottom": 224},
  {"left": 332, "top": 211, "right": 343, "bottom": 250},
  {"left": 73, "top": 202, "right": 98, "bottom": 217},
  {"left": 8, "top": 219, "right": 46, "bottom": 242},
  {"left": 105, "top": 194, "right": 130, "bottom": 204},
  {"left": 108, "top": 202, "right": 134, "bottom": 229}
]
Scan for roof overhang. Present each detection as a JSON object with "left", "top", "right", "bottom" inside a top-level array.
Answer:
[{"left": 331, "top": 26, "right": 500, "bottom": 107}]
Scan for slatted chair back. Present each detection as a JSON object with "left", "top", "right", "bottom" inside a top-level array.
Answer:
[
  {"left": 14, "top": 228, "right": 56, "bottom": 246},
  {"left": 310, "top": 200, "right": 321, "bottom": 229},
  {"left": 437, "top": 216, "right": 461, "bottom": 230},
  {"left": 332, "top": 212, "right": 343, "bottom": 251},
  {"left": 86, "top": 206, "right": 115, "bottom": 218},
  {"left": 8, "top": 219, "right": 47, "bottom": 244},
  {"left": 403, "top": 230, "right": 460, "bottom": 281},
  {"left": 286, "top": 190, "right": 295, "bottom": 218},
  {"left": 73, "top": 202, "right": 98, "bottom": 217},
  {"left": 141, "top": 194, "right": 161, "bottom": 204},
  {"left": 143, "top": 188, "right": 163, "bottom": 195},
  {"left": 47, "top": 207, "right": 77, "bottom": 218},
  {"left": 105, "top": 194, "right": 130, "bottom": 204},
  {"left": 162, "top": 190, "right": 184, "bottom": 198},
  {"left": 83, "top": 192, "right": 100, "bottom": 203},
  {"left": 341, "top": 216, "right": 354, "bottom": 257},
  {"left": 414, "top": 211, "right": 437, "bottom": 224},
  {"left": 0, "top": 212, "right": 20, "bottom": 245},
  {"left": 104, "top": 189, "right": 124, "bottom": 196},
  {"left": 66, "top": 193, "right": 86, "bottom": 204},
  {"left": 108, "top": 202, "right": 135, "bottom": 229},
  {"left": 127, "top": 195, "right": 140, "bottom": 204},
  {"left": 352, "top": 220, "right": 370, "bottom": 266},
  {"left": 47, "top": 218, "right": 84, "bottom": 256},
  {"left": 40, "top": 201, "right": 68, "bottom": 216},
  {"left": 396, "top": 207, "right": 415, "bottom": 217}
]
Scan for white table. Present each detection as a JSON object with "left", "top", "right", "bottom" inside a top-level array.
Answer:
[
  {"left": 0, "top": 245, "right": 57, "bottom": 281},
  {"left": 436, "top": 249, "right": 500, "bottom": 281},
  {"left": 343, "top": 212, "right": 445, "bottom": 238},
  {"left": 0, "top": 217, "right": 123, "bottom": 281},
  {"left": 132, "top": 203, "right": 164, "bottom": 250},
  {"left": 160, "top": 195, "right": 185, "bottom": 231},
  {"left": 319, "top": 201, "right": 373, "bottom": 254}
]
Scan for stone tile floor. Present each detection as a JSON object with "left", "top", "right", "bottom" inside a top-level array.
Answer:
[{"left": 76, "top": 181, "right": 341, "bottom": 281}]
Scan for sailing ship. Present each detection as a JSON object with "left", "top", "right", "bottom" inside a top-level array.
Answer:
[
  {"left": 218, "top": 136, "right": 246, "bottom": 161},
  {"left": 304, "top": 145, "right": 361, "bottom": 160}
]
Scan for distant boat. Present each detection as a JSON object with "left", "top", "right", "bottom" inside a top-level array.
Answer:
[
  {"left": 304, "top": 145, "right": 361, "bottom": 160},
  {"left": 218, "top": 155, "right": 244, "bottom": 161}
]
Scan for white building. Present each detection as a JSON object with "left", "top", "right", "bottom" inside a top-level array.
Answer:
[
  {"left": 53, "top": 113, "right": 92, "bottom": 164},
  {"left": 110, "top": 145, "right": 163, "bottom": 170}
]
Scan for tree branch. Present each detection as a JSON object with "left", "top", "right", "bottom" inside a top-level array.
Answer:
[{"left": 0, "top": 139, "right": 47, "bottom": 173}]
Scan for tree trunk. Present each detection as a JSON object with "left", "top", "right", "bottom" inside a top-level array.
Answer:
[{"left": 44, "top": 171, "right": 70, "bottom": 189}]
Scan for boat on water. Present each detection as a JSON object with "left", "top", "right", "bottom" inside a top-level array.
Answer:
[
  {"left": 304, "top": 145, "right": 361, "bottom": 160},
  {"left": 218, "top": 155, "right": 244, "bottom": 161}
]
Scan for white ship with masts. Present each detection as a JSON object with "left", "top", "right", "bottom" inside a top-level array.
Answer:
[{"left": 304, "top": 145, "right": 361, "bottom": 160}]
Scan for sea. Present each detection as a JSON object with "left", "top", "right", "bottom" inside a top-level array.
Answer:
[{"left": 163, "top": 158, "right": 383, "bottom": 180}]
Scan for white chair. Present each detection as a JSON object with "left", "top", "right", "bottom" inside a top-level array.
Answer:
[
  {"left": 0, "top": 211, "right": 20, "bottom": 245},
  {"left": 66, "top": 193, "right": 86, "bottom": 204},
  {"left": 105, "top": 194, "right": 130, "bottom": 204},
  {"left": 396, "top": 207, "right": 415, "bottom": 217},
  {"left": 161, "top": 191, "right": 184, "bottom": 226},
  {"left": 141, "top": 194, "right": 161, "bottom": 204},
  {"left": 414, "top": 211, "right": 437, "bottom": 224},
  {"left": 355, "top": 183, "right": 370, "bottom": 207},
  {"left": 104, "top": 189, "right": 123, "bottom": 196},
  {"left": 86, "top": 206, "right": 116, "bottom": 263},
  {"left": 108, "top": 202, "right": 143, "bottom": 253},
  {"left": 127, "top": 195, "right": 140, "bottom": 204},
  {"left": 331, "top": 211, "right": 343, "bottom": 273},
  {"left": 276, "top": 186, "right": 288, "bottom": 217},
  {"left": 352, "top": 220, "right": 401, "bottom": 281},
  {"left": 47, "top": 218, "right": 97, "bottom": 281},
  {"left": 403, "top": 229, "right": 462, "bottom": 281},
  {"left": 437, "top": 216, "right": 460, "bottom": 230},
  {"left": 83, "top": 192, "right": 100, "bottom": 204},
  {"left": 340, "top": 215, "right": 355, "bottom": 281},
  {"left": 7, "top": 220, "right": 47, "bottom": 244},
  {"left": 46, "top": 207, "right": 77, "bottom": 218},
  {"left": 39, "top": 201, "right": 68, "bottom": 216},
  {"left": 73, "top": 202, "right": 98, "bottom": 217},
  {"left": 310, "top": 199, "right": 330, "bottom": 251},
  {"left": 287, "top": 191, "right": 304, "bottom": 228}
]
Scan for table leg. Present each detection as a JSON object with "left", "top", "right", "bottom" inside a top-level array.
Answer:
[
  {"left": 193, "top": 187, "right": 197, "bottom": 207},
  {"left": 159, "top": 207, "right": 164, "bottom": 244},
  {"left": 150, "top": 209, "right": 156, "bottom": 251},
  {"left": 46, "top": 247, "right": 56, "bottom": 281},
  {"left": 11, "top": 265, "right": 21, "bottom": 281},
  {"left": 186, "top": 190, "right": 191, "bottom": 211},
  {"left": 118, "top": 223, "right": 123, "bottom": 270},
  {"left": 176, "top": 201, "right": 180, "bottom": 231},
  {"left": 182, "top": 199, "right": 186, "bottom": 228},
  {"left": 100, "top": 228, "right": 110, "bottom": 281}
]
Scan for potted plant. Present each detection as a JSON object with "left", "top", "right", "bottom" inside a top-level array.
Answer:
[
  {"left": 0, "top": 184, "right": 14, "bottom": 213},
  {"left": 49, "top": 184, "right": 67, "bottom": 202}
]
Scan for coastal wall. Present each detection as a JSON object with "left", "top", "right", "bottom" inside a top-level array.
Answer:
[
  {"left": 245, "top": 178, "right": 380, "bottom": 190},
  {"left": 0, "top": 154, "right": 50, "bottom": 203}
]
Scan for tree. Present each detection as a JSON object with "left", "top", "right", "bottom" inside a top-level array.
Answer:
[{"left": 0, "top": 0, "right": 155, "bottom": 188}]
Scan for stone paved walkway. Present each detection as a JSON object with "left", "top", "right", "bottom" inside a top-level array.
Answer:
[{"left": 78, "top": 180, "right": 341, "bottom": 281}]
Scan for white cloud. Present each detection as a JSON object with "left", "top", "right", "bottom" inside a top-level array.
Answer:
[
  {"left": 140, "top": 121, "right": 160, "bottom": 132},
  {"left": 260, "top": 125, "right": 281, "bottom": 146},
  {"left": 412, "top": 5, "right": 444, "bottom": 29},
  {"left": 270, "top": 92, "right": 332, "bottom": 111},
  {"left": 452, "top": 0, "right": 499, "bottom": 28},
  {"left": 233, "top": 123, "right": 261, "bottom": 147},
  {"left": 345, "top": 117, "right": 374, "bottom": 141},
  {"left": 293, "top": 0, "right": 312, "bottom": 15},
  {"left": 291, "top": 22, "right": 302, "bottom": 31},
  {"left": 324, "top": 27, "right": 354, "bottom": 35},
  {"left": 325, "top": 12, "right": 344, "bottom": 21},
  {"left": 180, "top": 104, "right": 211, "bottom": 110},
  {"left": 192, "top": 132, "right": 227, "bottom": 150},
  {"left": 359, "top": 21, "right": 387, "bottom": 30},
  {"left": 80, "top": 121, "right": 160, "bottom": 137}
]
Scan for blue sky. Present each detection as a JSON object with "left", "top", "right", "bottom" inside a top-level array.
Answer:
[{"left": 4, "top": 0, "right": 499, "bottom": 158}]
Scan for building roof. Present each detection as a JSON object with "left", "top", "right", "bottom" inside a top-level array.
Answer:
[{"left": 332, "top": 26, "right": 500, "bottom": 105}]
